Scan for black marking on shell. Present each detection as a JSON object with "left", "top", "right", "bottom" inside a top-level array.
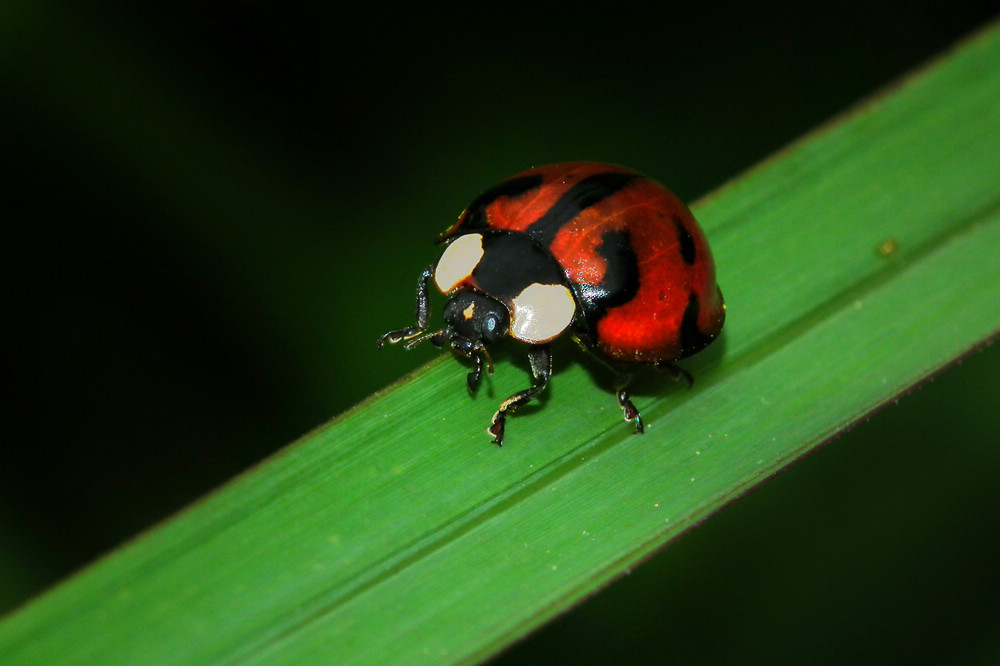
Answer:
[
  {"left": 678, "top": 290, "right": 718, "bottom": 358},
  {"left": 674, "top": 214, "right": 696, "bottom": 265},
  {"left": 526, "top": 171, "right": 638, "bottom": 246},
  {"left": 572, "top": 228, "right": 640, "bottom": 335}
]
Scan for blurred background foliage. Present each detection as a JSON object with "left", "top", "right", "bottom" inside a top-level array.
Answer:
[{"left": 1, "top": 1, "right": 998, "bottom": 661}]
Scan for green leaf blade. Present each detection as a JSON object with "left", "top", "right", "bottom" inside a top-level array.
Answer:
[{"left": 3, "top": 20, "right": 1000, "bottom": 666}]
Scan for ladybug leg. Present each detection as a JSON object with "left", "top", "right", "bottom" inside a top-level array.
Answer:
[
  {"left": 376, "top": 265, "right": 435, "bottom": 348},
  {"left": 451, "top": 342, "right": 494, "bottom": 394},
  {"left": 615, "top": 375, "right": 644, "bottom": 434},
  {"left": 466, "top": 347, "right": 494, "bottom": 393},
  {"left": 488, "top": 344, "right": 552, "bottom": 446},
  {"left": 655, "top": 360, "right": 693, "bottom": 388}
]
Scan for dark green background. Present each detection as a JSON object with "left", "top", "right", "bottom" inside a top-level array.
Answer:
[{"left": 2, "top": 2, "right": 998, "bottom": 662}]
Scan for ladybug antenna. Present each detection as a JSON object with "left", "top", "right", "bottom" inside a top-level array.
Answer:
[{"left": 401, "top": 329, "right": 446, "bottom": 350}]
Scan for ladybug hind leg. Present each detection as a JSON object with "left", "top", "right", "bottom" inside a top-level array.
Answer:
[
  {"left": 376, "top": 265, "right": 435, "bottom": 348},
  {"left": 580, "top": 345, "right": 646, "bottom": 435},
  {"left": 654, "top": 360, "right": 694, "bottom": 388},
  {"left": 489, "top": 344, "right": 551, "bottom": 446},
  {"left": 614, "top": 374, "right": 644, "bottom": 434},
  {"left": 615, "top": 362, "right": 694, "bottom": 434}
]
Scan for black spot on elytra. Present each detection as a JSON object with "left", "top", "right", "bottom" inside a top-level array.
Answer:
[
  {"left": 674, "top": 215, "right": 696, "bottom": 265},
  {"left": 678, "top": 291, "right": 717, "bottom": 358},
  {"left": 572, "top": 229, "right": 639, "bottom": 332},
  {"left": 526, "top": 171, "right": 638, "bottom": 246}
]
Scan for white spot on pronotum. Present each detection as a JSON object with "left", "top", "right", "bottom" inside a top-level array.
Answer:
[
  {"left": 434, "top": 233, "right": 484, "bottom": 293},
  {"left": 462, "top": 303, "right": 475, "bottom": 319},
  {"left": 510, "top": 283, "right": 575, "bottom": 343}
]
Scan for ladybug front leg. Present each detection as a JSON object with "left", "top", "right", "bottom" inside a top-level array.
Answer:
[
  {"left": 376, "top": 265, "right": 435, "bottom": 348},
  {"left": 488, "top": 344, "right": 552, "bottom": 446}
]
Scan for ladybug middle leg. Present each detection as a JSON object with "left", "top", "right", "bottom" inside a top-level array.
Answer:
[
  {"left": 488, "top": 344, "right": 551, "bottom": 446},
  {"left": 376, "top": 265, "right": 435, "bottom": 348}
]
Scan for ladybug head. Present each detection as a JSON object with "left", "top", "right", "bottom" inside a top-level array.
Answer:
[
  {"left": 402, "top": 289, "right": 510, "bottom": 392},
  {"left": 438, "top": 289, "right": 509, "bottom": 392},
  {"left": 441, "top": 290, "right": 510, "bottom": 346}
]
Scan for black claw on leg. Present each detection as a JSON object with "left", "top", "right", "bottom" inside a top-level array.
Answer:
[
  {"left": 376, "top": 327, "right": 420, "bottom": 349},
  {"left": 617, "top": 388, "right": 644, "bottom": 434},
  {"left": 614, "top": 372, "right": 645, "bottom": 434},
  {"left": 488, "top": 411, "right": 506, "bottom": 446}
]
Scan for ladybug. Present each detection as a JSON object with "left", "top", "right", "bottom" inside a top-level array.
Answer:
[{"left": 377, "top": 162, "right": 725, "bottom": 445}]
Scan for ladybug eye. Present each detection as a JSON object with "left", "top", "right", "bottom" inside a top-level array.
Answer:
[{"left": 481, "top": 312, "right": 506, "bottom": 343}]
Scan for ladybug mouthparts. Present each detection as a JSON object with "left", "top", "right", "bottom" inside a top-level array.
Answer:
[{"left": 399, "top": 326, "right": 495, "bottom": 394}]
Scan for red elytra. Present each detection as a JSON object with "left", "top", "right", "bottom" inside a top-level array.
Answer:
[{"left": 442, "top": 162, "right": 725, "bottom": 364}]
